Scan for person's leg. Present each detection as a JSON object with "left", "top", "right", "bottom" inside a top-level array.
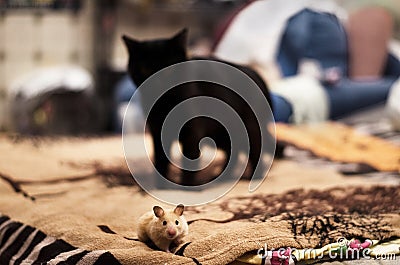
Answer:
[
  {"left": 271, "top": 93, "right": 292, "bottom": 123},
  {"left": 384, "top": 53, "right": 400, "bottom": 78},
  {"left": 346, "top": 7, "right": 393, "bottom": 79},
  {"left": 277, "top": 9, "right": 349, "bottom": 78},
  {"left": 113, "top": 75, "right": 137, "bottom": 132},
  {"left": 326, "top": 77, "right": 398, "bottom": 119},
  {"left": 276, "top": 9, "right": 394, "bottom": 122},
  {"left": 306, "top": 11, "right": 348, "bottom": 73},
  {"left": 327, "top": 49, "right": 400, "bottom": 119},
  {"left": 276, "top": 9, "right": 311, "bottom": 77}
]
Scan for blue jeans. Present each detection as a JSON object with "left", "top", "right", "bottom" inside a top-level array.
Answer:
[{"left": 273, "top": 8, "right": 400, "bottom": 122}]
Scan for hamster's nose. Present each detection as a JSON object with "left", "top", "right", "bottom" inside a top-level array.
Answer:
[{"left": 167, "top": 228, "right": 176, "bottom": 237}]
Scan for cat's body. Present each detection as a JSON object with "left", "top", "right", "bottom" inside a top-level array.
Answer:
[{"left": 123, "top": 29, "right": 273, "bottom": 186}]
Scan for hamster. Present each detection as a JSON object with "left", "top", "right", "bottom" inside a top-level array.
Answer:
[{"left": 137, "top": 204, "right": 189, "bottom": 252}]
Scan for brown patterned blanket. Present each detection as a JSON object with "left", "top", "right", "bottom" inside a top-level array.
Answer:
[{"left": 0, "top": 128, "right": 399, "bottom": 264}]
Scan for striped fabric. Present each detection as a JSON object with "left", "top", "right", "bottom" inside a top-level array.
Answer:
[{"left": 0, "top": 214, "right": 121, "bottom": 265}]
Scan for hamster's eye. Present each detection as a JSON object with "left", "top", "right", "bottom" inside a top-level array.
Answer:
[
  {"left": 162, "top": 221, "right": 167, "bottom": 226},
  {"left": 175, "top": 220, "right": 179, "bottom": 225}
]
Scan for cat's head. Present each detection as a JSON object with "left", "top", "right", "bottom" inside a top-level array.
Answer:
[{"left": 122, "top": 28, "right": 188, "bottom": 86}]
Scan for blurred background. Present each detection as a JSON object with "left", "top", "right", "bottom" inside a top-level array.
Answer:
[
  {"left": 0, "top": 0, "right": 249, "bottom": 135},
  {"left": 0, "top": 0, "right": 399, "bottom": 135}
]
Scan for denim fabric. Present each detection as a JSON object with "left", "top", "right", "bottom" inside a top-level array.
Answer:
[
  {"left": 277, "top": 9, "right": 348, "bottom": 77},
  {"left": 326, "top": 77, "right": 398, "bottom": 119},
  {"left": 275, "top": 8, "right": 400, "bottom": 121},
  {"left": 114, "top": 75, "right": 137, "bottom": 104},
  {"left": 271, "top": 94, "right": 292, "bottom": 122},
  {"left": 113, "top": 75, "right": 137, "bottom": 132}
]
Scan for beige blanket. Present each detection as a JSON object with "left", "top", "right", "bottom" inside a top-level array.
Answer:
[{"left": 0, "top": 134, "right": 399, "bottom": 264}]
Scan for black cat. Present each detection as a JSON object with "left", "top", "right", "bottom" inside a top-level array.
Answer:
[{"left": 122, "top": 29, "right": 274, "bottom": 186}]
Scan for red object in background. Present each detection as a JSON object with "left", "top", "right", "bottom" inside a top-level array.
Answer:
[{"left": 212, "top": 0, "right": 255, "bottom": 52}]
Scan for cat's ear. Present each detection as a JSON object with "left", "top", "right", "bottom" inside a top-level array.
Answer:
[
  {"left": 122, "top": 35, "right": 140, "bottom": 54},
  {"left": 170, "top": 28, "right": 188, "bottom": 49}
]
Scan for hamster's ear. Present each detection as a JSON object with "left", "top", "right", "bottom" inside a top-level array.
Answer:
[
  {"left": 153, "top": 206, "right": 165, "bottom": 218},
  {"left": 174, "top": 204, "right": 184, "bottom": 216}
]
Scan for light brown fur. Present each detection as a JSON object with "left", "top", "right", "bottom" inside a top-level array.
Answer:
[{"left": 137, "top": 204, "right": 188, "bottom": 252}]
